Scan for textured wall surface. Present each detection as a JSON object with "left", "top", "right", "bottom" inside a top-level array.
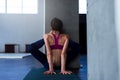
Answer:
[
  {"left": 87, "top": 0, "right": 119, "bottom": 80},
  {"left": 45, "top": 0, "right": 79, "bottom": 42}
]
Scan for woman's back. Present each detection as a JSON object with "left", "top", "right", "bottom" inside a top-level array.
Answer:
[{"left": 46, "top": 31, "right": 69, "bottom": 66}]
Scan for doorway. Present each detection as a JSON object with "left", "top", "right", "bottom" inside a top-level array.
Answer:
[{"left": 79, "top": 0, "right": 87, "bottom": 79}]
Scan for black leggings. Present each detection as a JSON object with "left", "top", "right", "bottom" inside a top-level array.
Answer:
[{"left": 29, "top": 39, "right": 81, "bottom": 69}]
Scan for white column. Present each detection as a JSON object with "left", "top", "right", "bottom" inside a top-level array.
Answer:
[
  {"left": 115, "top": 0, "right": 120, "bottom": 79},
  {"left": 87, "top": 0, "right": 119, "bottom": 80}
]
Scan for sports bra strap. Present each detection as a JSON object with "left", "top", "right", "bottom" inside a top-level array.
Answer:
[
  {"left": 50, "top": 33, "right": 63, "bottom": 49},
  {"left": 52, "top": 33, "right": 60, "bottom": 45}
]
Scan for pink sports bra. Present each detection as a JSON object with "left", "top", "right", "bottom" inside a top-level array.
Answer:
[{"left": 50, "top": 33, "right": 63, "bottom": 50}]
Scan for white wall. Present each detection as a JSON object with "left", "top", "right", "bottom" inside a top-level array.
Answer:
[
  {"left": 87, "top": 0, "right": 119, "bottom": 80},
  {"left": 0, "top": 0, "right": 45, "bottom": 52}
]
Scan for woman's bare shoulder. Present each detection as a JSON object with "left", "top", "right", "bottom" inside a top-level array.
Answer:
[
  {"left": 44, "top": 33, "right": 52, "bottom": 39},
  {"left": 61, "top": 34, "right": 69, "bottom": 39},
  {"left": 43, "top": 33, "right": 49, "bottom": 38}
]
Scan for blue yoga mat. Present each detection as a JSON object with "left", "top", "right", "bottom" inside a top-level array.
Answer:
[{"left": 24, "top": 68, "right": 80, "bottom": 80}]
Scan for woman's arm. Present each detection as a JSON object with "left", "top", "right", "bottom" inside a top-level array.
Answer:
[
  {"left": 60, "top": 35, "right": 72, "bottom": 74},
  {"left": 44, "top": 34, "right": 55, "bottom": 74}
]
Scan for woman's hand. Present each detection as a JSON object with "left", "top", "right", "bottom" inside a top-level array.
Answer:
[
  {"left": 60, "top": 70, "right": 72, "bottom": 75},
  {"left": 44, "top": 70, "right": 56, "bottom": 75}
]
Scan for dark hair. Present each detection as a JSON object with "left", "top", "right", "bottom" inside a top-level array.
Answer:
[{"left": 51, "top": 18, "right": 63, "bottom": 32}]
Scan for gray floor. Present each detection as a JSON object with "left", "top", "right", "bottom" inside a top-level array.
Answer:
[{"left": 0, "top": 55, "right": 87, "bottom": 80}]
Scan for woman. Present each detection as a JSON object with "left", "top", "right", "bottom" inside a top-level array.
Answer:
[{"left": 43, "top": 18, "right": 72, "bottom": 75}]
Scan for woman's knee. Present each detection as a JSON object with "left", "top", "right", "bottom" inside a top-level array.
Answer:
[
  {"left": 28, "top": 39, "right": 45, "bottom": 52},
  {"left": 69, "top": 40, "right": 81, "bottom": 51},
  {"left": 28, "top": 43, "right": 35, "bottom": 53}
]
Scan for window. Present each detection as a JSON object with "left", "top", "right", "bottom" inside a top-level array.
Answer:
[
  {"left": 0, "top": 0, "right": 38, "bottom": 14},
  {"left": 0, "top": 0, "right": 5, "bottom": 13},
  {"left": 79, "top": 0, "right": 87, "bottom": 14}
]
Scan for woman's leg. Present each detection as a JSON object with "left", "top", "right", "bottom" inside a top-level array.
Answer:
[
  {"left": 66, "top": 39, "right": 81, "bottom": 66},
  {"left": 29, "top": 39, "right": 81, "bottom": 69},
  {"left": 29, "top": 39, "right": 49, "bottom": 69}
]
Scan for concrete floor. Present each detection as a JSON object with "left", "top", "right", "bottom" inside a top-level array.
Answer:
[{"left": 0, "top": 54, "right": 87, "bottom": 80}]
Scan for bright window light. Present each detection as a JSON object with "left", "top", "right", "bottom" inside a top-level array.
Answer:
[
  {"left": 0, "top": 0, "right": 5, "bottom": 13},
  {"left": 0, "top": 0, "right": 38, "bottom": 14},
  {"left": 23, "top": 0, "right": 38, "bottom": 14},
  {"left": 7, "top": 0, "right": 22, "bottom": 13},
  {"left": 79, "top": 0, "right": 87, "bottom": 14}
]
